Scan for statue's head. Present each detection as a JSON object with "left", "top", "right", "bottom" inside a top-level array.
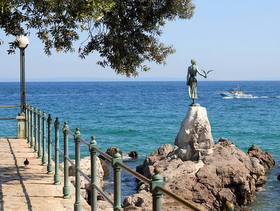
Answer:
[{"left": 191, "top": 59, "right": 196, "bottom": 65}]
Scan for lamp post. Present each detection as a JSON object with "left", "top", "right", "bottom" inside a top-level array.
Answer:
[{"left": 16, "top": 35, "right": 29, "bottom": 113}]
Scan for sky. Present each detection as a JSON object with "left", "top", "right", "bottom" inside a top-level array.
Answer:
[{"left": 0, "top": 0, "right": 280, "bottom": 81}]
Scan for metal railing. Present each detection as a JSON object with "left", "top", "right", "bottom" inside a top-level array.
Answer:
[
  {"left": 25, "top": 104, "right": 204, "bottom": 211},
  {"left": 0, "top": 105, "right": 20, "bottom": 137},
  {"left": 0, "top": 105, "right": 19, "bottom": 120},
  {"left": 0, "top": 105, "right": 19, "bottom": 109}
]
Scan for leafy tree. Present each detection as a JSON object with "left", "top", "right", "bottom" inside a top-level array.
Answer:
[{"left": 0, "top": 0, "right": 195, "bottom": 76}]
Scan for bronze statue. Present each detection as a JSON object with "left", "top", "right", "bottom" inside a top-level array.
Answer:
[{"left": 187, "top": 59, "right": 213, "bottom": 105}]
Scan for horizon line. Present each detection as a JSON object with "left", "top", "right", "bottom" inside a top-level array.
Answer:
[{"left": 1, "top": 79, "right": 280, "bottom": 83}]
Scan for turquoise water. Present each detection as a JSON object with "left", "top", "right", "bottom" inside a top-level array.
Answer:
[{"left": 0, "top": 81, "right": 279, "bottom": 210}]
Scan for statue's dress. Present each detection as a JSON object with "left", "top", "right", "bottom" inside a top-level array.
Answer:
[{"left": 187, "top": 66, "right": 198, "bottom": 99}]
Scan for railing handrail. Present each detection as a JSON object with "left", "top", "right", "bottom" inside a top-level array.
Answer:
[
  {"left": 0, "top": 117, "right": 17, "bottom": 120},
  {"left": 69, "top": 129, "right": 113, "bottom": 162},
  {"left": 78, "top": 165, "right": 114, "bottom": 206},
  {"left": 69, "top": 131, "right": 151, "bottom": 184},
  {"left": 117, "top": 161, "right": 151, "bottom": 184},
  {"left": 0, "top": 105, "right": 19, "bottom": 109},
  {"left": 158, "top": 186, "right": 205, "bottom": 211},
  {"left": 25, "top": 103, "right": 203, "bottom": 211},
  {"left": 57, "top": 147, "right": 115, "bottom": 205},
  {"left": 0, "top": 105, "right": 19, "bottom": 121}
]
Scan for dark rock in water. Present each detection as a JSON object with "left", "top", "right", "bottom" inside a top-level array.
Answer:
[
  {"left": 125, "top": 140, "right": 275, "bottom": 211},
  {"left": 122, "top": 151, "right": 139, "bottom": 162},
  {"left": 104, "top": 147, "right": 138, "bottom": 162},
  {"left": 128, "top": 151, "right": 138, "bottom": 160},
  {"left": 100, "top": 147, "right": 138, "bottom": 175},
  {"left": 277, "top": 174, "right": 280, "bottom": 181}
]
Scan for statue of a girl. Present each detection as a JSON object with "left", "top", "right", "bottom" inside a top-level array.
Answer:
[{"left": 187, "top": 59, "right": 213, "bottom": 105}]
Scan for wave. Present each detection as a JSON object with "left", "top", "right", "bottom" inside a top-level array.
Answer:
[
  {"left": 222, "top": 95, "right": 269, "bottom": 99},
  {"left": 223, "top": 96, "right": 234, "bottom": 99},
  {"left": 257, "top": 96, "right": 269, "bottom": 99}
]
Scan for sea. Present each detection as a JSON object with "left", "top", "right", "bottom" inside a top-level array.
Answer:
[{"left": 0, "top": 81, "right": 279, "bottom": 210}]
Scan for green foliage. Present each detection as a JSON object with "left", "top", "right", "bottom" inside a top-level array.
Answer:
[{"left": 0, "top": 0, "right": 194, "bottom": 76}]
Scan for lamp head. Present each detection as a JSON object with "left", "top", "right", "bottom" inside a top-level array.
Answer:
[{"left": 16, "top": 35, "right": 29, "bottom": 49}]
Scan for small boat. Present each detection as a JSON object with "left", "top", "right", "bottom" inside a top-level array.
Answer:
[{"left": 220, "top": 87, "right": 253, "bottom": 98}]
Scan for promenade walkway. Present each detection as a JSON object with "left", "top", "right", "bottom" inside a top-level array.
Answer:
[{"left": 0, "top": 138, "right": 90, "bottom": 211}]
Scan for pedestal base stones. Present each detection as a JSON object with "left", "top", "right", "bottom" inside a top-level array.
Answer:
[{"left": 174, "top": 105, "right": 214, "bottom": 161}]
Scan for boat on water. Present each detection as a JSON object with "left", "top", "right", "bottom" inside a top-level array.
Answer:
[{"left": 220, "top": 87, "right": 253, "bottom": 98}]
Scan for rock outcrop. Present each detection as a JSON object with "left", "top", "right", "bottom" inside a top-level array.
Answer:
[
  {"left": 126, "top": 139, "right": 275, "bottom": 211},
  {"left": 174, "top": 105, "right": 214, "bottom": 161}
]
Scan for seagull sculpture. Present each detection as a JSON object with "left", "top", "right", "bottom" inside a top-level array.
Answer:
[{"left": 201, "top": 69, "right": 214, "bottom": 78}]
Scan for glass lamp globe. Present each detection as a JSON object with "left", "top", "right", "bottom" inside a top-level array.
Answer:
[{"left": 16, "top": 35, "right": 29, "bottom": 49}]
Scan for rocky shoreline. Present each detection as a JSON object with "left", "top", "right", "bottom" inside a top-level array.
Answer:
[
  {"left": 72, "top": 138, "right": 275, "bottom": 211},
  {"left": 123, "top": 105, "right": 275, "bottom": 210},
  {"left": 123, "top": 139, "right": 274, "bottom": 210},
  {"left": 70, "top": 105, "right": 275, "bottom": 210}
]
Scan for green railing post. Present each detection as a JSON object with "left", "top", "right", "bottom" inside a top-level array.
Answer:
[
  {"left": 37, "top": 110, "right": 42, "bottom": 158},
  {"left": 89, "top": 136, "right": 97, "bottom": 211},
  {"left": 29, "top": 106, "right": 32, "bottom": 143},
  {"left": 28, "top": 105, "right": 31, "bottom": 143},
  {"left": 47, "top": 114, "right": 53, "bottom": 174},
  {"left": 30, "top": 106, "right": 33, "bottom": 148},
  {"left": 63, "top": 122, "right": 70, "bottom": 198},
  {"left": 42, "top": 112, "right": 47, "bottom": 165},
  {"left": 150, "top": 168, "right": 165, "bottom": 211},
  {"left": 26, "top": 105, "right": 29, "bottom": 142},
  {"left": 33, "top": 108, "right": 37, "bottom": 152},
  {"left": 54, "top": 117, "right": 61, "bottom": 185},
  {"left": 74, "top": 128, "right": 81, "bottom": 211},
  {"left": 112, "top": 150, "right": 123, "bottom": 211},
  {"left": 26, "top": 105, "right": 28, "bottom": 142}
]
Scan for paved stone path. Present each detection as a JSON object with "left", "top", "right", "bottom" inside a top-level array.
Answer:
[{"left": 0, "top": 138, "right": 90, "bottom": 211}]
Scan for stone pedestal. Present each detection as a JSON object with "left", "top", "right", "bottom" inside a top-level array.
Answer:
[
  {"left": 16, "top": 113, "right": 26, "bottom": 139},
  {"left": 174, "top": 105, "right": 214, "bottom": 161}
]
